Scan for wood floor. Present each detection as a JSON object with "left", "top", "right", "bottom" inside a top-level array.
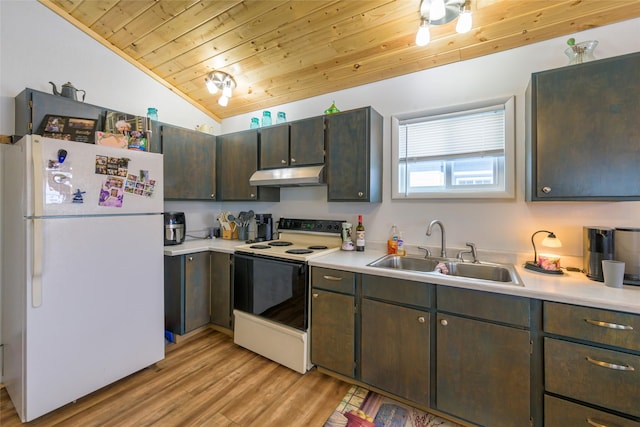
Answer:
[{"left": 0, "top": 328, "right": 351, "bottom": 426}]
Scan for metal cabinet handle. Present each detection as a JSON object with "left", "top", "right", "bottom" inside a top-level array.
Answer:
[
  {"left": 418, "top": 316, "right": 426, "bottom": 323},
  {"left": 440, "top": 319, "right": 448, "bottom": 326},
  {"left": 542, "top": 186, "right": 551, "bottom": 193},
  {"left": 291, "top": 158, "right": 296, "bottom": 163},
  {"left": 358, "top": 191, "right": 364, "bottom": 197},
  {"left": 312, "top": 293, "right": 319, "bottom": 298},
  {"left": 250, "top": 193, "right": 256, "bottom": 199},
  {"left": 281, "top": 159, "right": 287, "bottom": 164},
  {"left": 187, "top": 256, "right": 193, "bottom": 262},
  {"left": 585, "top": 356, "right": 635, "bottom": 371},
  {"left": 322, "top": 275, "right": 343, "bottom": 281},
  {"left": 587, "top": 417, "right": 618, "bottom": 427},
  {"left": 585, "top": 318, "right": 634, "bottom": 330},
  {"left": 210, "top": 193, "right": 215, "bottom": 199}
]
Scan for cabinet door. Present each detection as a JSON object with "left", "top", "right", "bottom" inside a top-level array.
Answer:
[
  {"left": 162, "top": 124, "right": 216, "bottom": 200},
  {"left": 260, "top": 124, "right": 290, "bottom": 169},
  {"left": 361, "top": 298, "right": 430, "bottom": 406},
  {"left": 290, "top": 116, "right": 324, "bottom": 166},
  {"left": 217, "top": 130, "right": 279, "bottom": 201},
  {"left": 184, "top": 252, "right": 211, "bottom": 333},
  {"left": 311, "top": 289, "right": 355, "bottom": 377},
  {"left": 164, "top": 255, "right": 183, "bottom": 334},
  {"left": 210, "top": 252, "right": 232, "bottom": 329},
  {"left": 527, "top": 52, "right": 640, "bottom": 200},
  {"left": 326, "top": 107, "right": 382, "bottom": 202},
  {"left": 436, "top": 313, "right": 531, "bottom": 427}
]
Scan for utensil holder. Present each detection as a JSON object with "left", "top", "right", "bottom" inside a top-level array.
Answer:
[{"left": 222, "top": 226, "right": 238, "bottom": 240}]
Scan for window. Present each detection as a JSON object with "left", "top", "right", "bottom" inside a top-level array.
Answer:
[{"left": 392, "top": 97, "right": 515, "bottom": 199}]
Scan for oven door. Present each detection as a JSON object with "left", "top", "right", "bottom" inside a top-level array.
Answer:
[{"left": 233, "top": 252, "right": 308, "bottom": 331}]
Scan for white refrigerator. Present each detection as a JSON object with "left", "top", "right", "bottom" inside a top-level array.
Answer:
[{"left": 1, "top": 135, "right": 165, "bottom": 422}]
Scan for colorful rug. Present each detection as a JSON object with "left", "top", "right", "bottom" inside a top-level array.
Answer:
[{"left": 324, "top": 385, "right": 462, "bottom": 427}]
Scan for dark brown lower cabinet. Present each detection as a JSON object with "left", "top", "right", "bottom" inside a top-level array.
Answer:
[
  {"left": 164, "top": 252, "right": 211, "bottom": 335},
  {"left": 310, "top": 288, "right": 355, "bottom": 378},
  {"left": 360, "top": 298, "right": 429, "bottom": 406},
  {"left": 545, "top": 395, "right": 640, "bottom": 427},
  {"left": 435, "top": 314, "right": 531, "bottom": 427},
  {"left": 545, "top": 338, "right": 640, "bottom": 418},
  {"left": 209, "top": 252, "right": 232, "bottom": 329}
]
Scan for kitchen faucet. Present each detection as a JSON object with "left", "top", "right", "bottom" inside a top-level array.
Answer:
[{"left": 426, "top": 220, "right": 447, "bottom": 258}]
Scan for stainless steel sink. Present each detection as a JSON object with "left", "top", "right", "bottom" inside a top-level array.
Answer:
[{"left": 367, "top": 255, "right": 522, "bottom": 286}]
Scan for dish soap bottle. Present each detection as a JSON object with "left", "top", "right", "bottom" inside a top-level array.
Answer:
[
  {"left": 396, "top": 231, "right": 406, "bottom": 256},
  {"left": 356, "top": 215, "right": 365, "bottom": 252},
  {"left": 387, "top": 225, "right": 399, "bottom": 255}
]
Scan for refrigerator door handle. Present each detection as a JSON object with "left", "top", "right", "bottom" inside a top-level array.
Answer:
[
  {"left": 32, "top": 218, "right": 43, "bottom": 307},
  {"left": 31, "top": 138, "right": 44, "bottom": 217}
]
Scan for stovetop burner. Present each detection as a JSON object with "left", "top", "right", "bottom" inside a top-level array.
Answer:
[
  {"left": 249, "top": 245, "right": 271, "bottom": 249},
  {"left": 286, "top": 249, "right": 314, "bottom": 255},
  {"left": 308, "top": 245, "right": 328, "bottom": 250},
  {"left": 269, "top": 241, "right": 293, "bottom": 247}
]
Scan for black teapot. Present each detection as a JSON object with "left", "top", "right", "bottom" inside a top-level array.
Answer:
[{"left": 49, "top": 81, "right": 86, "bottom": 102}]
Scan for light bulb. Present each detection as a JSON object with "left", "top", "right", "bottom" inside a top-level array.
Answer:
[
  {"left": 416, "top": 21, "right": 430, "bottom": 47},
  {"left": 222, "top": 83, "right": 233, "bottom": 98},
  {"left": 218, "top": 95, "right": 229, "bottom": 107},
  {"left": 456, "top": 9, "right": 472, "bottom": 34},
  {"left": 205, "top": 78, "right": 218, "bottom": 94},
  {"left": 430, "top": 0, "right": 446, "bottom": 21}
]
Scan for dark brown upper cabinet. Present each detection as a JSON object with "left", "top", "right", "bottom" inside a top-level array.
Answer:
[
  {"left": 216, "top": 129, "right": 279, "bottom": 201},
  {"left": 325, "top": 107, "right": 383, "bottom": 202},
  {"left": 161, "top": 124, "right": 216, "bottom": 200},
  {"left": 526, "top": 52, "right": 640, "bottom": 201},
  {"left": 260, "top": 117, "right": 325, "bottom": 169}
]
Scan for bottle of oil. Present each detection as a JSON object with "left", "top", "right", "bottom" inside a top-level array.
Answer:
[{"left": 356, "top": 215, "right": 365, "bottom": 252}]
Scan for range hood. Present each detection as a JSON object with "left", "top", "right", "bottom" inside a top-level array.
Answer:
[{"left": 249, "top": 165, "right": 325, "bottom": 187}]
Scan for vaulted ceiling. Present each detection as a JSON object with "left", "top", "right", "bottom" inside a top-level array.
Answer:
[{"left": 40, "top": 0, "right": 640, "bottom": 122}]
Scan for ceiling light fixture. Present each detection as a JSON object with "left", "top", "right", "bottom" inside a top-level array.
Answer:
[
  {"left": 416, "top": 0, "right": 472, "bottom": 47},
  {"left": 204, "top": 71, "right": 236, "bottom": 107}
]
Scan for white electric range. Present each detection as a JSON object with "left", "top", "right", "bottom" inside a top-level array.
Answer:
[{"left": 232, "top": 218, "right": 345, "bottom": 373}]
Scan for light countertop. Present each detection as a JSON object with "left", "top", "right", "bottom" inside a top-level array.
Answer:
[
  {"left": 163, "top": 239, "right": 640, "bottom": 314},
  {"left": 163, "top": 238, "right": 240, "bottom": 255},
  {"left": 309, "top": 249, "right": 640, "bottom": 314}
]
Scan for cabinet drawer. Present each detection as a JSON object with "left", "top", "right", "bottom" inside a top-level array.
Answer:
[
  {"left": 311, "top": 267, "right": 355, "bottom": 294},
  {"left": 437, "top": 286, "right": 530, "bottom": 327},
  {"left": 545, "top": 395, "right": 640, "bottom": 427},
  {"left": 362, "top": 274, "right": 431, "bottom": 308},
  {"left": 545, "top": 338, "right": 640, "bottom": 417},
  {"left": 544, "top": 302, "right": 640, "bottom": 351}
]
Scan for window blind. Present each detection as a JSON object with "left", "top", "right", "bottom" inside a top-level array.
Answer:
[{"left": 399, "top": 108, "right": 505, "bottom": 160}]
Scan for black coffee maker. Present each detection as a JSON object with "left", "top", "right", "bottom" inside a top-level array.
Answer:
[{"left": 255, "top": 214, "right": 273, "bottom": 241}]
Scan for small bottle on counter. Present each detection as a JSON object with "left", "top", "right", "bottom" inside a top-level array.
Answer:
[
  {"left": 356, "top": 215, "right": 365, "bottom": 252},
  {"left": 387, "top": 224, "right": 399, "bottom": 254},
  {"left": 250, "top": 117, "right": 260, "bottom": 129},
  {"left": 396, "top": 231, "right": 406, "bottom": 256}
]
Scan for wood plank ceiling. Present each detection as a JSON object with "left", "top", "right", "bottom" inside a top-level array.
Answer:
[{"left": 41, "top": 0, "right": 640, "bottom": 122}]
